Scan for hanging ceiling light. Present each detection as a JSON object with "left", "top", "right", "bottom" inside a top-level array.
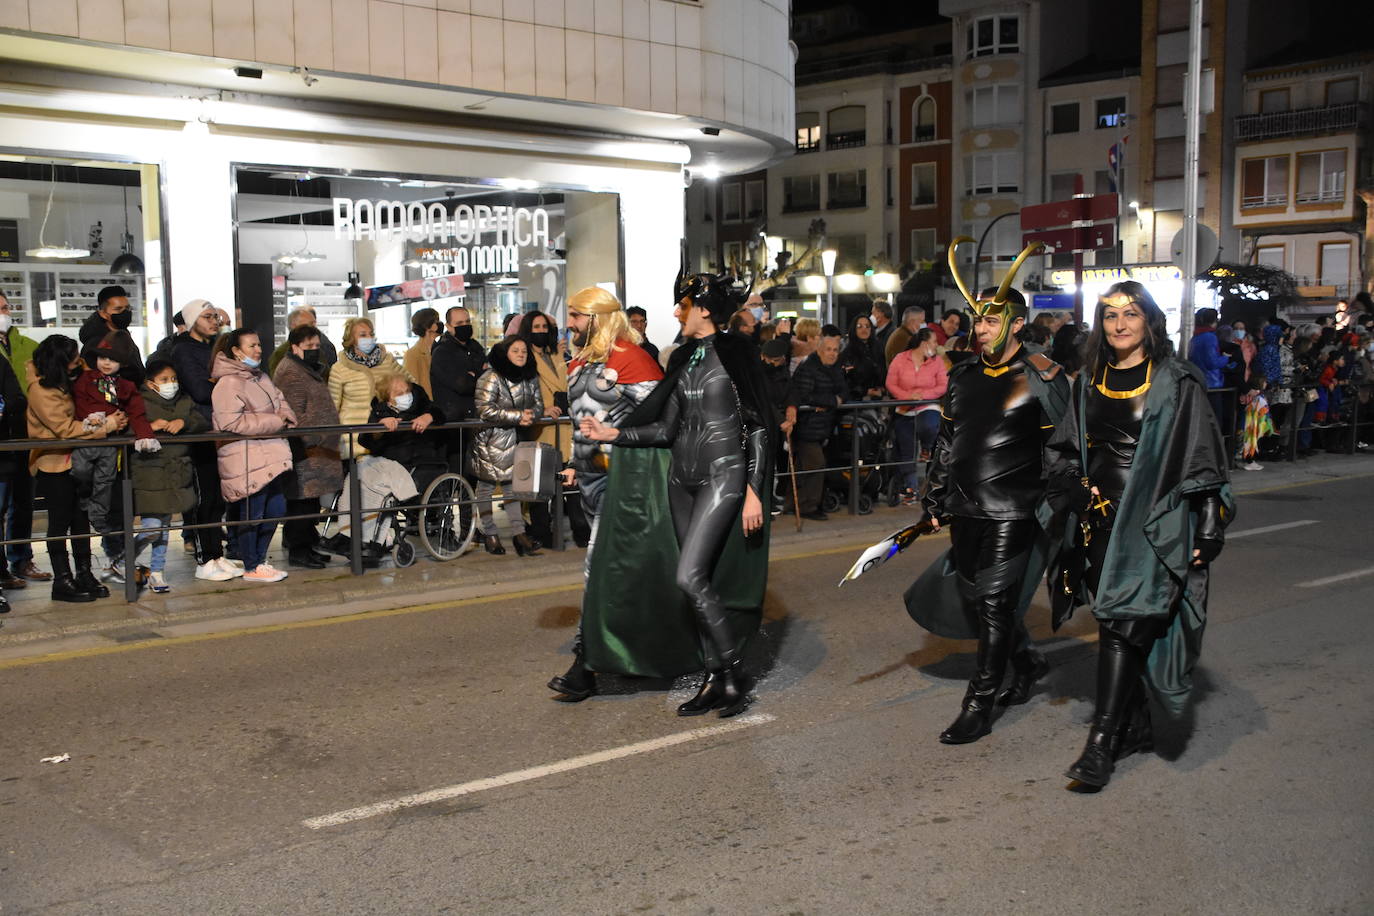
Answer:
[
  {"left": 274, "top": 179, "right": 327, "bottom": 267},
  {"left": 109, "top": 181, "right": 145, "bottom": 275},
  {"left": 26, "top": 164, "right": 91, "bottom": 259},
  {"left": 343, "top": 271, "right": 364, "bottom": 301}
]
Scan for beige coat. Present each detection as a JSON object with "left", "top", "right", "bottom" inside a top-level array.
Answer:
[
  {"left": 403, "top": 338, "right": 436, "bottom": 398},
  {"left": 25, "top": 361, "right": 109, "bottom": 475},
  {"left": 328, "top": 348, "right": 414, "bottom": 458},
  {"left": 211, "top": 353, "right": 298, "bottom": 501},
  {"left": 530, "top": 347, "right": 572, "bottom": 460}
]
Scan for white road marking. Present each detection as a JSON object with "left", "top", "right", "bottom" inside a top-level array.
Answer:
[
  {"left": 1296, "top": 566, "right": 1374, "bottom": 589},
  {"left": 302, "top": 712, "right": 777, "bottom": 829},
  {"left": 1226, "top": 519, "right": 1319, "bottom": 539}
]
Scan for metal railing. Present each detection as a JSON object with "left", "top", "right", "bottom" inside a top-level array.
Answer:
[{"left": 1234, "top": 101, "right": 1363, "bottom": 142}]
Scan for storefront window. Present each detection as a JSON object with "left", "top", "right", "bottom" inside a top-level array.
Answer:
[{"left": 232, "top": 166, "right": 622, "bottom": 354}]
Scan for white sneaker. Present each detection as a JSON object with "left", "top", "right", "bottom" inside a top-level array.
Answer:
[
  {"left": 147, "top": 571, "right": 170, "bottom": 593},
  {"left": 242, "top": 565, "right": 287, "bottom": 583},
  {"left": 195, "top": 560, "right": 236, "bottom": 582},
  {"left": 105, "top": 559, "right": 125, "bottom": 584},
  {"left": 215, "top": 557, "right": 244, "bottom": 578},
  {"left": 220, "top": 556, "right": 245, "bottom": 570},
  {"left": 1242, "top": 460, "right": 1264, "bottom": 471}
]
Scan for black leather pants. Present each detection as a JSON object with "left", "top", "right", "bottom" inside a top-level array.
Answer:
[
  {"left": 1084, "top": 517, "right": 1164, "bottom": 727},
  {"left": 668, "top": 462, "right": 746, "bottom": 670},
  {"left": 949, "top": 517, "right": 1039, "bottom": 701}
]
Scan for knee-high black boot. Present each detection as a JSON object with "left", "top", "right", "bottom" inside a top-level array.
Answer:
[
  {"left": 1066, "top": 625, "right": 1145, "bottom": 787},
  {"left": 997, "top": 621, "right": 1050, "bottom": 706},
  {"left": 940, "top": 587, "right": 1016, "bottom": 744},
  {"left": 548, "top": 635, "right": 596, "bottom": 702}
]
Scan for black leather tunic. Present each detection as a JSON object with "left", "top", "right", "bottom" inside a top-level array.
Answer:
[
  {"left": 923, "top": 348, "right": 1055, "bottom": 520},
  {"left": 1085, "top": 360, "right": 1150, "bottom": 502}
]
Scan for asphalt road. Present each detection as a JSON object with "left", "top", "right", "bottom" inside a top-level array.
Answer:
[{"left": 2, "top": 473, "right": 1372, "bottom": 914}]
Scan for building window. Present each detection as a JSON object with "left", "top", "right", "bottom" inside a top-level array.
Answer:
[
  {"left": 781, "top": 175, "right": 820, "bottom": 212},
  {"left": 911, "top": 163, "right": 937, "bottom": 207},
  {"left": 910, "top": 228, "right": 937, "bottom": 263},
  {"left": 722, "top": 183, "right": 742, "bottom": 221},
  {"left": 1094, "top": 169, "right": 1114, "bottom": 195},
  {"left": 967, "top": 84, "right": 1021, "bottom": 127},
  {"left": 1319, "top": 241, "right": 1351, "bottom": 289},
  {"left": 1050, "top": 102, "right": 1079, "bottom": 134},
  {"left": 1255, "top": 245, "right": 1285, "bottom": 270},
  {"left": 966, "top": 14, "right": 1019, "bottom": 58},
  {"left": 1326, "top": 77, "right": 1358, "bottom": 106},
  {"left": 965, "top": 152, "right": 1020, "bottom": 195},
  {"left": 913, "top": 97, "right": 936, "bottom": 142},
  {"left": 1296, "top": 150, "right": 1346, "bottom": 204},
  {"left": 1049, "top": 172, "right": 1078, "bottom": 200},
  {"left": 962, "top": 219, "right": 1020, "bottom": 263},
  {"left": 827, "top": 169, "right": 868, "bottom": 209},
  {"left": 744, "top": 180, "right": 765, "bottom": 219},
  {"left": 1259, "top": 88, "right": 1290, "bottom": 113},
  {"left": 827, "top": 105, "right": 867, "bottom": 149},
  {"left": 1241, "top": 155, "right": 1289, "bottom": 208},
  {"left": 796, "top": 112, "right": 821, "bottom": 152},
  {"left": 722, "top": 241, "right": 743, "bottom": 272},
  {"left": 1095, "top": 96, "right": 1127, "bottom": 129}
]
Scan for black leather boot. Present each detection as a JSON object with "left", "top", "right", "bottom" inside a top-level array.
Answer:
[
  {"left": 940, "top": 588, "right": 1015, "bottom": 744},
  {"left": 997, "top": 649, "right": 1050, "bottom": 706},
  {"left": 50, "top": 556, "right": 95, "bottom": 604},
  {"left": 74, "top": 555, "right": 110, "bottom": 599},
  {"left": 512, "top": 533, "right": 542, "bottom": 556},
  {"left": 716, "top": 662, "right": 754, "bottom": 718},
  {"left": 939, "top": 687, "right": 996, "bottom": 744},
  {"left": 548, "top": 650, "right": 596, "bottom": 702},
  {"left": 1066, "top": 726, "right": 1118, "bottom": 787},
  {"left": 0, "top": 588, "right": 9, "bottom": 614},
  {"left": 677, "top": 670, "right": 726, "bottom": 716},
  {"left": 1115, "top": 690, "right": 1154, "bottom": 760},
  {"left": 482, "top": 534, "right": 506, "bottom": 555},
  {"left": 1066, "top": 625, "right": 1146, "bottom": 788}
]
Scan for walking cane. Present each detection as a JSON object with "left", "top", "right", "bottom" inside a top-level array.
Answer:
[{"left": 786, "top": 430, "right": 802, "bottom": 531}]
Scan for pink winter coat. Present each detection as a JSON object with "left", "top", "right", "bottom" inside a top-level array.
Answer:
[
  {"left": 885, "top": 349, "right": 948, "bottom": 414},
  {"left": 210, "top": 352, "right": 298, "bottom": 501}
]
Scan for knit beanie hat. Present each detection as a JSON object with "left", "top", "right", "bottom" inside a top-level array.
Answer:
[{"left": 181, "top": 299, "right": 215, "bottom": 330}]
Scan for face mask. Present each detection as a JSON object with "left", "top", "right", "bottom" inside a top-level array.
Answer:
[
  {"left": 453, "top": 325, "right": 474, "bottom": 343},
  {"left": 301, "top": 349, "right": 322, "bottom": 368},
  {"left": 393, "top": 392, "right": 414, "bottom": 412},
  {"left": 0, "top": 314, "right": 11, "bottom": 334},
  {"left": 158, "top": 382, "right": 179, "bottom": 400},
  {"left": 356, "top": 337, "right": 377, "bottom": 354},
  {"left": 751, "top": 307, "right": 764, "bottom": 321},
  {"left": 528, "top": 331, "right": 551, "bottom": 349},
  {"left": 241, "top": 356, "right": 260, "bottom": 369},
  {"left": 1234, "top": 329, "right": 1246, "bottom": 340},
  {"left": 67, "top": 366, "right": 82, "bottom": 382},
  {"left": 110, "top": 310, "right": 133, "bottom": 330}
]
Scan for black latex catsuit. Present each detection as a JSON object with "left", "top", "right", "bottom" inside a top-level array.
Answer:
[
  {"left": 922, "top": 347, "right": 1054, "bottom": 707},
  {"left": 1081, "top": 360, "right": 1226, "bottom": 745},
  {"left": 615, "top": 335, "right": 768, "bottom": 669}
]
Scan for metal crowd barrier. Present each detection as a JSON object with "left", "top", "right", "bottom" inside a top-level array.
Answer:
[{"left": 0, "top": 416, "right": 572, "bottom": 603}]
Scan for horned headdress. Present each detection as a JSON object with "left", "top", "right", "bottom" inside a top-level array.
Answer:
[
  {"left": 947, "top": 237, "right": 1044, "bottom": 353},
  {"left": 675, "top": 269, "right": 751, "bottom": 328}
]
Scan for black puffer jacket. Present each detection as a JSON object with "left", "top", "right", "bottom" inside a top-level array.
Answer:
[
  {"left": 359, "top": 384, "right": 447, "bottom": 468},
  {"left": 788, "top": 352, "right": 846, "bottom": 443},
  {"left": 0, "top": 356, "right": 27, "bottom": 478}
]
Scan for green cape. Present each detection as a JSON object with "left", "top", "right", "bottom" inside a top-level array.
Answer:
[
  {"left": 1048, "top": 357, "right": 1234, "bottom": 717},
  {"left": 582, "top": 448, "right": 771, "bottom": 678}
]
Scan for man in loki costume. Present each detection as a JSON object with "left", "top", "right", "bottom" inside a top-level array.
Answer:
[
  {"left": 911, "top": 239, "right": 1071, "bottom": 744},
  {"left": 578, "top": 273, "right": 774, "bottom": 718}
]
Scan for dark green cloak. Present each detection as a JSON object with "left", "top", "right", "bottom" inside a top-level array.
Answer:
[
  {"left": 1047, "top": 357, "right": 1235, "bottom": 717},
  {"left": 903, "top": 347, "right": 1072, "bottom": 638},
  {"left": 582, "top": 333, "right": 775, "bottom": 678}
]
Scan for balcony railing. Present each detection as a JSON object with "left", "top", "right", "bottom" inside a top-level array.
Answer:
[
  {"left": 1241, "top": 192, "right": 1287, "bottom": 209},
  {"left": 796, "top": 138, "right": 820, "bottom": 154},
  {"left": 826, "top": 130, "right": 867, "bottom": 150},
  {"left": 1295, "top": 187, "right": 1345, "bottom": 204},
  {"left": 1234, "top": 102, "right": 1362, "bottom": 141}
]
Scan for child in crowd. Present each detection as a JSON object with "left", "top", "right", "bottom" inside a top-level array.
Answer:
[
  {"left": 1239, "top": 371, "right": 1276, "bottom": 471},
  {"left": 131, "top": 359, "right": 208, "bottom": 592},
  {"left": 1313, "top": 350, "right": 1346, "bottom": 428},
  {"left": 71, "top": 332, "right": 158, "bottom": 582}
]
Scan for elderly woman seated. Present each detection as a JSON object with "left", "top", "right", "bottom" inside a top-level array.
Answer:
[{"left": 322, "top": 372, "right": 445, "bottom": 565}]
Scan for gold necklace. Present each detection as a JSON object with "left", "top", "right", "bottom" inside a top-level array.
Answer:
[
  {"left": 1094, "top": 360, "right": 1152, "bottom": 399},
  {"left": 980, "top": 353, "right": 1013, "bottom": 377}
]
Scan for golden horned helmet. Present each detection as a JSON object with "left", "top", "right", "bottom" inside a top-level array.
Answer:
[{"left": 947, "top": 236, "right": 1044, "bottom": 353}]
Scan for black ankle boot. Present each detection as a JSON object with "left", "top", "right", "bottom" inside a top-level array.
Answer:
[
  {"left": 548, "top": 652, "right": 596, "bottom": 701},
  {"left": 939, "top": 688, "right": 996, "bottom": 744},
  {"left": 997, "top": 651, "right": 1050, "bottom": 706},
  {"left": 483, "top": 534, "right": 506, "bottom": 555},
  {"left": 74, "top": 557, "right": 109, "bottom": 599},
  {"left": 512, "top": 533, "right": 542, "bottom": 556},
  {"left": 677, "top": 671, "right": 726, "bottom": 716},
  {"left": 715, "top": 663, "right": 754, "bottom": 718},
  {"left": 1066, "top": 726, "right": 1118, "bottom": 787},
  {"left": 50, "top": 556, "right": 95, "bottom": 604}
]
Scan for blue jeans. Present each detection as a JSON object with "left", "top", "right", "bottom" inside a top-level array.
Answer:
[
  {"left": 228, "top": 478, "right": 285, "bottom": 572},
  {"left": 894, "top": 411, "right": 941, "bottom": 493},
  {"left": 135, "top": 515, "right": 170, "bottom": 572},
  {"left": 0, "top": 471, "right": 36, "bottom": 570}
]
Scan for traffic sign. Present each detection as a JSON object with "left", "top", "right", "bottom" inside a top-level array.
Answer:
[
  {"left": 1022, "top": 224, "right": 1115, "bottom": 253},
  {"left": 1020, "top": 194, "right": 1119, "bottom": 231}
]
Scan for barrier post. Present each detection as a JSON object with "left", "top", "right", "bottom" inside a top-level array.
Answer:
[
  {"left": 551, "top": 421, "right": 565, "bottom": 551},
  {"left": 348, "top": 434, "right": 364, "bottom": 576},
  {"left": 848, "top": 412, "right": 861, "bottom": 515},
  {"left": 1288, "top": 385, "right": 1301, "bottom": 461},
  {"left": 121, "top": 442, "right": 138, "bottom": 603},
  {"left": 1348, "top": 386, "right": 1359, "bottom": 455}
]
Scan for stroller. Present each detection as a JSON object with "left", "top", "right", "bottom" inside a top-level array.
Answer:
[{"left": 820, "top": 405, "right": 892, "bottom": 515}]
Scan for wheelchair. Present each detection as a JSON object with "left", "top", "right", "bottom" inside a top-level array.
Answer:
[{"left": 322, "top": 457, "right": 478, "bottom": 567}]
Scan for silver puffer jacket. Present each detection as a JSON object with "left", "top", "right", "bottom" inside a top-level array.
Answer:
[{"left": 470, "top": 366, "right": 544, "bottom": 483}]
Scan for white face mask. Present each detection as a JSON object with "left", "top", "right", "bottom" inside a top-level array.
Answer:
[
  {"left": 357, "top": 337, "right": 377, "bottom": 354},
  {"left": 0, "top": 313, "right": 11, "bottom": 334},
  {"left": 393, "top": 392, "right": 414, "bottom": 412},
  {"left": 157, "top": 382, "right": 179, "bottom": 400}
]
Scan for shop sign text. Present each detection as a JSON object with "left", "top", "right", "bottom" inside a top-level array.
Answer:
[
  {"left": 415, "top": 245, "right": 518, "bottom": 278},
  {"left": 1048, "top": 265, "right": 1183, "bottom": 288},
  {"left": 334, "top": 199, "right": 550, "bottom": 247}
]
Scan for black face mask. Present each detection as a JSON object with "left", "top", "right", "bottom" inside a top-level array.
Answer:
[
  {"left": 109, "top": 310, "right": 133, "bottom": 330},
  {"left": 528, "top": 331, "right": 551, "bottom": 350},
  {"left": 67, "top": 366, "right": 83, "bottom": 383},
  {"left": 301, "top": 349, "right": 322, "bottom": 368},
  {"left": 452, "top": 325, "right": 474, "bottom": 343}
]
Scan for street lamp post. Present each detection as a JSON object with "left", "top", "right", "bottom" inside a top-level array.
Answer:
[{"left": 821, "top": 249, "right": 837, "bottom": 326}]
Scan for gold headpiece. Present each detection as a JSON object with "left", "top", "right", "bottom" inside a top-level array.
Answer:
[{"left": 946, "top": 236, "right": 1044, "bottom": 318}]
